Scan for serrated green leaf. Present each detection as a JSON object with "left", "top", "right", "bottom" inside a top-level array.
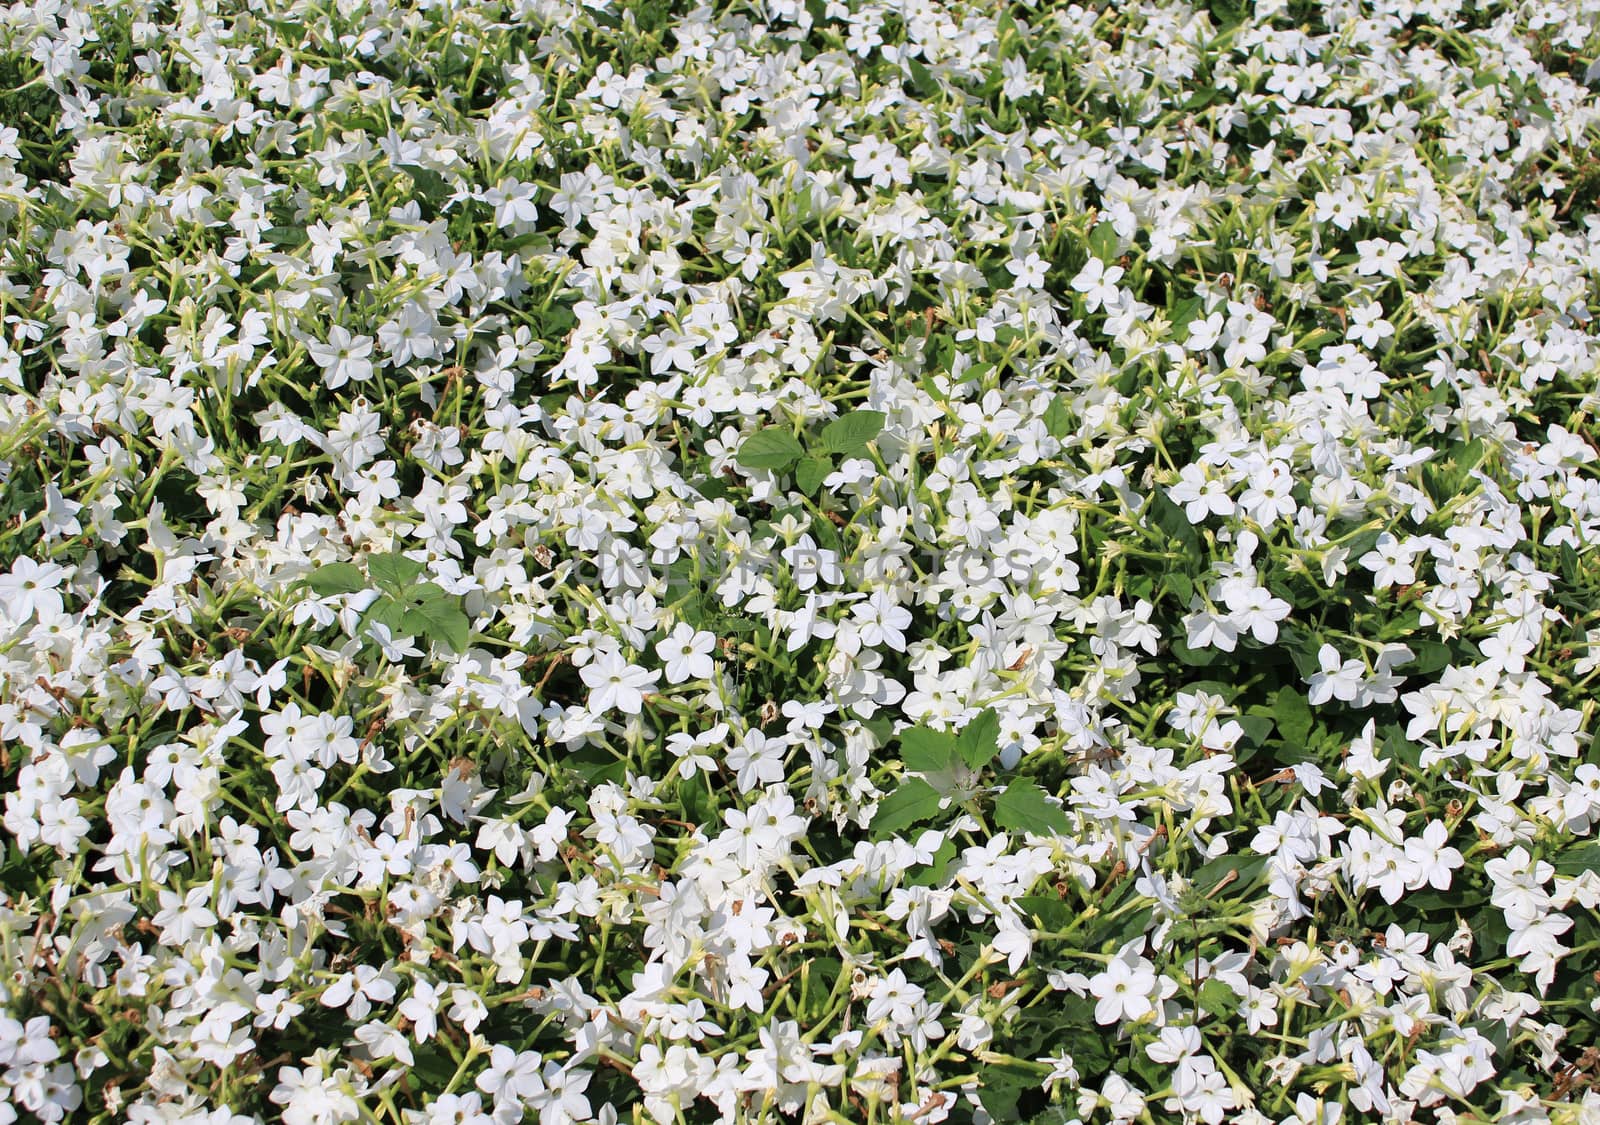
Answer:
[
  {"left": 992, "top": 778, "right": 1070, "bottom": 837},
  {"left": 306, "top": 562, "right": 365, "bottom": 596},
  {"left": 871, "top": 778, "right": 945, "bottom": 838},
  {"left": 821, "top": 409, "right": 886, "bottom": 457},
  {"left": 736, "top": 426, "right": 803, "bottom": 471},
  {"left": 957, "top": 707, "right": 1001, "bottom": 770}
]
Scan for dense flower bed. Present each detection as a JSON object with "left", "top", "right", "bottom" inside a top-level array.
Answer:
[{"left": 2, "top": 0, "right": 1600, "bottom": 1121}]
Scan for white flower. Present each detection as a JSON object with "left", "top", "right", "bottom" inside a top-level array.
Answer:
[
  {"left": 579, "top": 649, "right": 659, "bottom": 715},
  {"left": 1088, "top": 956, "right": 1158, "bottom": 1025},
  {"left": 655, "top": 622, "right": 716, "bottom": 684},
  {"left": 1307, "top": 644, "right": 1364, "bottom": 705}
]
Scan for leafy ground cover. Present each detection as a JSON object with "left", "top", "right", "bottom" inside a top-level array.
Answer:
[{"left": 2, "top": 0, "right": 1600, "bottom": 1121}]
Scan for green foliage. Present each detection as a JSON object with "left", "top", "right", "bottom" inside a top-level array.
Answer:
[{"left": 304, "top": 552, "right": 473, "bottom": 653}]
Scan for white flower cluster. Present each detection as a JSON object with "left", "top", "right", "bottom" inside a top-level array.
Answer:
[{"left": 0, "top": 0, "right": 1598, "bottom": 1122}]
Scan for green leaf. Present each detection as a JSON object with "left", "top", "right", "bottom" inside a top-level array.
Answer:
[
  {"left": 1041, "top": 394, "right": 1072, "bottom": 440},
  {"left": 1406, "top": 640, "right": 1453, "bottom": 675},
  {"left": 1171, "top": 637, "right": 1220, "bottom": 667},
  {"left": 901, "top": 726, "right": 959, "bottom": 773},
  {"left": 1554, "top": 841, "right": 1600, "bottom": 876},
  {"left": 1149, "top": 491, "right": 1199, "bottom": 551},
  {"left": 958, "top": 708, "right": 1002, "bottom": 770},
  {"left": 906, "top": 56, "right": 935, "bottom": 97},
  {"left": 871, "top": 778, "right": 945, "bottom": 838},
  {"left": 992, "top": 778, "right": 1070, "bottom": 836},
  {"left": 369, "top": 552, "right": 425, "bottom": 592},
  {"left": 402, "top": 601, "right": 472, "bottom": 653},
  {"left": 406, "top": 581, "right": 449, "bottom": 606},
  {"left": 306, "top": 562, "right": 365, "bottom": 596},
  {"left": 1190, "top": 853, "right": 1266, "bottom": 892},
  {"left": 408, "top": 167, "right": 453, "bottom": 206},
  {"left": 1168, "top": 294, "right": 1203, "bottom": 334},
  {"left": 976, "top": 1072, "right": 1033, "bottom": 1122},
  {"left": 1018, "top": 894, "right": 1074, "bottom": 931},
  {"left": 1088, "top": 221, "right": 1120, "bottom": 263},
  {"left": 1162, "top": 571, "right": 1194, "bottom": 604},
  {"left": 1196, "top": 979, "right": 1238, "bottom": 1019},
  {"left": 907, "top": 838, "right": 958, "bottom": 887},
  {"left": 1237, "top": 714, "right": 1274, "bottom": 746},
  {"left": 795, "top": 455, "right": 832, "bottom": 495},
  {"left": 1271, "top": 685, "right": 1315, "bottom": 747},
  {"left": 362, "top": 594, "right": 409, "bottom": 636},
  {"left": 821, "top": 409, "right": 886, "bottom": 457},
  {"left": 1280, "top": 623, "right": 1324, "bottom": 679},
  {"left": 736, "top": 427, "right": 803, "bottom": 471},
  {"left": 959, "top": 361, "right": 994, "bottom": 387}
]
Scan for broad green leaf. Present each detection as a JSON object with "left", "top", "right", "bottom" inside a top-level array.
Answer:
[
  {"left": 1554, "top": 841, "right": 1600, "bottom": 876},
  {"left": 265, "top": 225, "right": 308, "bottom": 248},
  {"left": 362, "top": 594, "right": 409, "bottom": 636},
  {"left": 1149, "top": 492, "right": 1199, "bottom": 551},
  {"left": 796, "top": 455, "right": 832, "bottom": 495},
  {"left": 1171, "top": 637, "right": 1220, "bottom": 667},
  {"left": 1270, "top": 685, "right": 1315, "bottom": 747},
  {"left": 1088, "top": 221, "right": 1120, "bottom": 263},
  {"left": 1018, "top": 893, "right": 1074, "bottom": 931},
  {"left": 1041, "top": 394, "right": 1072, "bottom": 440},
  {"left": 1280, "top": 623, "right": 1324, "bottom": 679},
  {"left": 821, "top": 409, "right": 886, "bottom": 457},
  {"left": 306, "top": 562, "right": 365, "bottom": 596},
  {"left": 901, "top": 726, "right": 958, "bottom": 774},
  {"left": 906, "top": 838, "right": 958, "bottom": 887},
  {"left": 402, "top": 601, "right": 471, "bottom": 653},
  {"left": 992, "top": 778, "right": 1070, "bottom": 836},
  {"left": 957, "top": 708, "right": 1001, "bottom": 770},
  {"left": 736, "top": 426, "right": 803, "bottom": 471},
  {"left": 1406, "top": 640, "right": 1453, "bottom": 675},
  {"left": 1163, "top": 571, "right": 1194, "bottom": 604},
  {"left": 1196, "top": 979, "right": 1238, "bottom": 1019},
  {"left": 1190, "top": 853, "right": 1266, "bottom": 892},
  {"left": 871, "top": 778, "right": 945, "bottom": 838},
  {"left": 408, "top": 167, "right": 453, "bottom": 206},
  {"left": 1168, "top": 294, "right": 1203, "bottom": 334},
  {"left": 1237, "top": 714, "right": 1274, "bottom": 746},
  {"left": 369, "top": 552, "right": 425, "bottom": 592},
  {"left": 958, "top": 361, "right": 994, "bottom": 387},
  {"left": 406, "top": 581, "right": 449, "bottom": 605},
  {"left": 976, "top": 1072, "right": 1033, "bottom": 1122}
]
